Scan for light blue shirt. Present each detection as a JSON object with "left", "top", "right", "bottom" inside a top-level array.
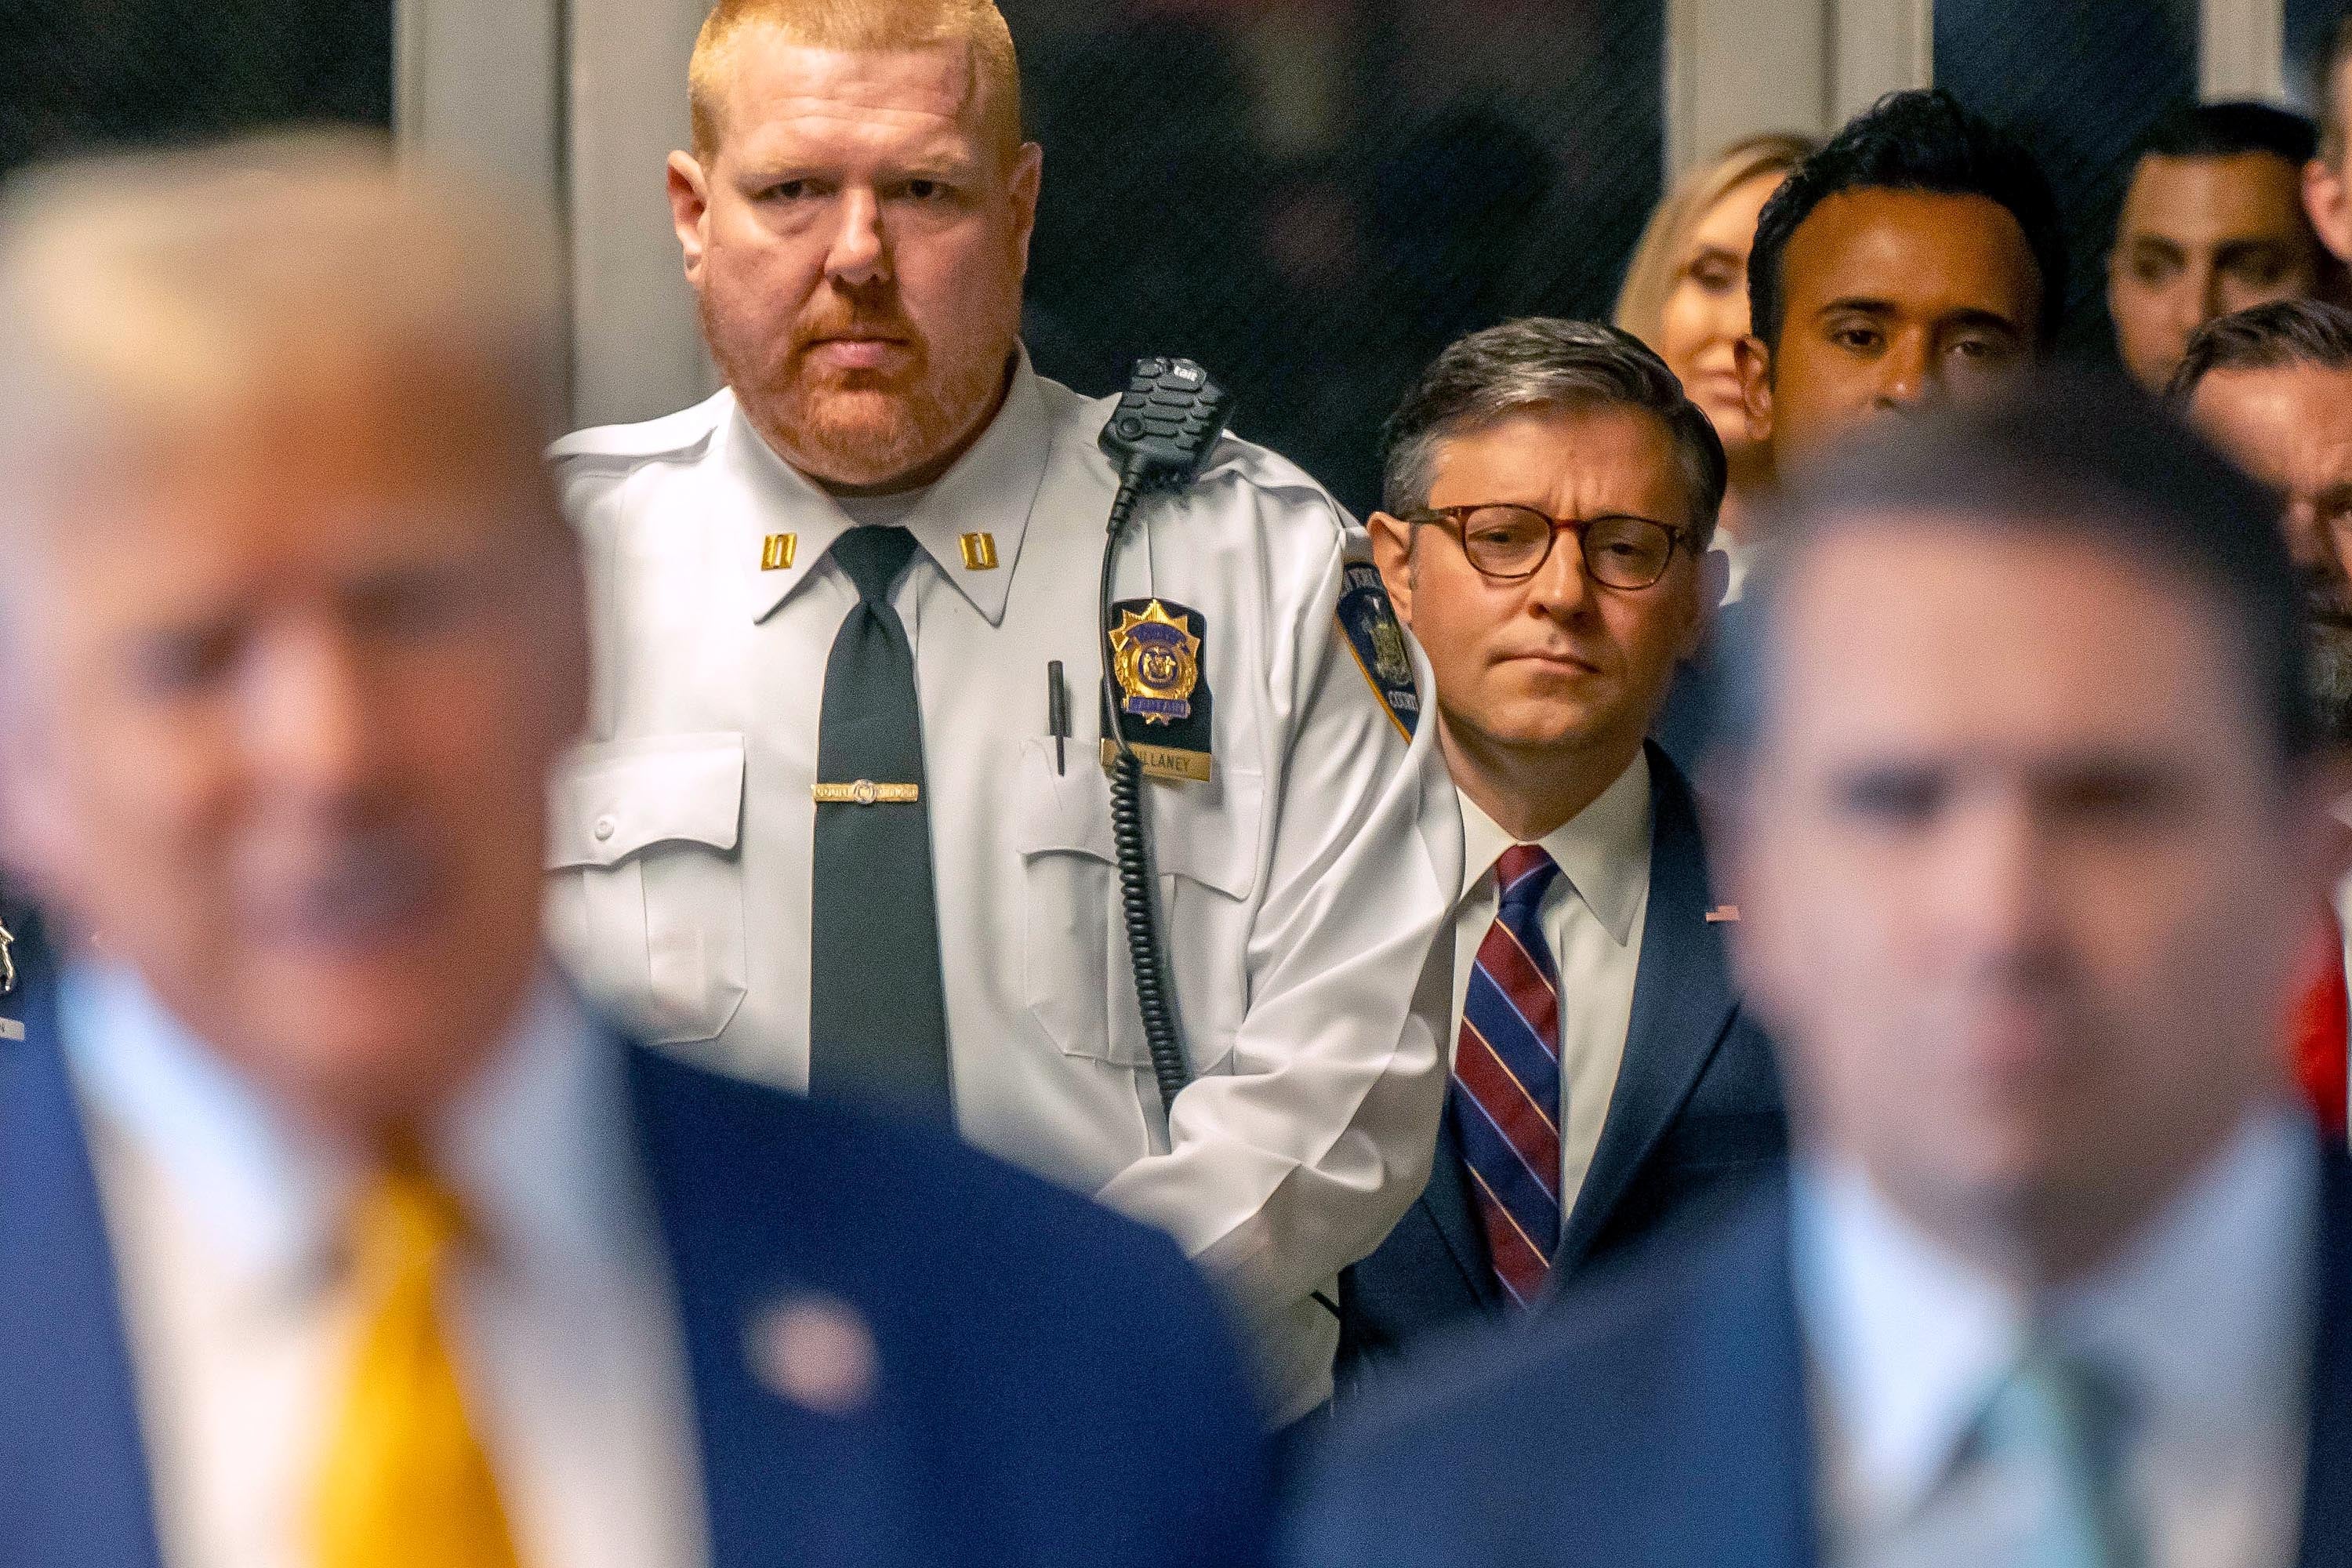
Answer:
[{"left": 1793, "top": 1109, "right": 2318, "bottom": 1568}]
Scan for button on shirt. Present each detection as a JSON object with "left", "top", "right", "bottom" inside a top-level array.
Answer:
[
  {"left": 548, "top": 356, "right": 1462, "bottom": 1421},
  {"left": 1795, "top": 1109, "right": 2318, "bottom": 1568},
  {"left": 1448, "top": 751, "right": 1653, "bottom": 1227},
  {"left": 62, "top": 967, "right": 707, "bottom": 1568}
]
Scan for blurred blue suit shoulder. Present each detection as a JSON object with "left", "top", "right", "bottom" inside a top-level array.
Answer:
[
  {"left": 0, "top": 971, "right": 1272, "bottom": 1568},
  {"left": 1292, "top": 1157, "right": 2352, "bottom": 1568}
]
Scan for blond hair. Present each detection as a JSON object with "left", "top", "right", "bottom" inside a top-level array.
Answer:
[
  {"left": 688, "top": 0, "right": 1023, "bottom": 163},
  {"left": 1613, "top": 132, "right": 1817, "bottom": 353},
  {"left": 0, "top": 133, "right": 564, "bottom": 544}
]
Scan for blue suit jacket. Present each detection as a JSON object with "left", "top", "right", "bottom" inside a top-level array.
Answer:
[
  {"left": 1334, "top": 745, "right": 1784, "bottom": 1386},
  {"left": 1294, "top": 1156, "right": 2352, "bottom": 1568},
  {"left": 0, "top": 972, "right": 1272, "bottom": 1568},
  {"left": 1652, "top": 595, "right": 1748, "bottom": 781}
]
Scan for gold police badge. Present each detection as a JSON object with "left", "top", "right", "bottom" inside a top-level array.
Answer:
[{"left": 1109, "top": 599, "right": 1201, "bottom": 725}]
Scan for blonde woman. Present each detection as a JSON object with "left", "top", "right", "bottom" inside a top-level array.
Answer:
[{"left": 1616, "top": 132, "right": 1816, "bottom": 600}]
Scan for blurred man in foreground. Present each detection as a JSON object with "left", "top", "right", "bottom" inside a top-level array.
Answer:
[
  {"left": 1338, "top": 321, "right": 1781, "bottom": 1387},
  {"left": 0, "top": 138, "right": 1267, "bottom": 1568},
  {"left": 1292, "top": 378, "right": 2352, "bottom": 1567},
  {"left": 2176, "top": 298, "right": 2352, "bottom": 1137},
  {"left": 1657, "top": 87, "right": 2062, "bottom": 771},
  {"left": 2110, "top": 103, "right": 2330, "bottom": 395}
]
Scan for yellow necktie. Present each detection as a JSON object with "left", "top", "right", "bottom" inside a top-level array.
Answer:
[{"left": 312, "top": 1160, "right": 523, "bottom": 1568}]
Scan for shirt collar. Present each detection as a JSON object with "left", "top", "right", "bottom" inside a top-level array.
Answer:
[
  {"left": 1794, "top": 1106, "right": 2318, "bottom": 1530},
  {"left": 60, "top": 964, "right": 637, "bottom": 1313},
  {"left": 734, "top": 350, "right": 1051, "bottom": 628},
  {"left": 1456, "top": 749, "right": 1653, "bottom": 946}
]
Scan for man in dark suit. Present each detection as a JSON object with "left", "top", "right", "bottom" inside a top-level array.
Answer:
[
  {"left": 1344, "top": 319, "right": 1782, "bottom": 1386},
  {"left": 1654, "top": 88, "right": 2064, "bottom": 774},
  {"left": 1295, "top": 378, "right": 2352, "bottom": 1566},
  {"left": 0, "top": 138, "right": 1267, "bottom": 1568}
]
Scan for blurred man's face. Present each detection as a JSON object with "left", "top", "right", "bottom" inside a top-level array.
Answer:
[
  {"left": 670, "top": 32, "right": 1042, "bottom": 493},
  {"left": 2110, "top": 153, "right": 2321, "bottom": 394},
  {"left": 2191, "top": 360, "right": 2352, "bottom": 745},
  {"left": 1731, "top": 521, "right": 2324, "bottom": 1280},
  {"left": 0, "top": 352, "right": 586, "bottom": 1140},
  {"left": 1371, "top": 404, "right": 1711, "bottom": 822},
  {"left": 1739, "top": 190, "right": 2041, "bottom": 470}
]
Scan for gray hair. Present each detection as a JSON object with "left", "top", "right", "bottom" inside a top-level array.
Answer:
[
  {"left": 2166, "top": 298, "right": 2352, "bottom": 408},
  {"left": 1377, "top": 318, "right": 1730, "bottom": 548}
]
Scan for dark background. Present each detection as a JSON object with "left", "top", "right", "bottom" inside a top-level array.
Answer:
[{"left": 0, "top": 0, "right": 2269, "bottom": 514}]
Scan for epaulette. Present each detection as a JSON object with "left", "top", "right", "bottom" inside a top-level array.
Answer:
[{"left": 546, "top": 389, "right": 733, "bottom": 470}]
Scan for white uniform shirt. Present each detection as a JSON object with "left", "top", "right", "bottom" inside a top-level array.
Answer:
[
  {"left": 548, "top": 358, "right": 1462, "bottom": 1419},
  {"left": 62, "top": 967, "right": 706, "bottom": 1568},
  {"left": 1796, "top": 1110, "right": 2316, "bottom": 1568},
  {"left": 1446, "top": 752, "right": 1653, "bottom": 1231}
]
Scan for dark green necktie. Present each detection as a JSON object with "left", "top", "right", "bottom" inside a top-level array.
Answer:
[{"left": 807, "top": 525, "right": 953, "bottom": 1120}]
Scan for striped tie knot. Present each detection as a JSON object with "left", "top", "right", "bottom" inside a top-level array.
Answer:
[{"left": 1495, "top": 843, "right": 1559, "bottom": 916}]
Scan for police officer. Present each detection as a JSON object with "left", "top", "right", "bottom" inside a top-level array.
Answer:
[{"left": 547, "top": 0, "right": 1460, "bottom": 1423}]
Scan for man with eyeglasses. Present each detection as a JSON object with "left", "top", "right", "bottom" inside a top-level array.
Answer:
[{"left": 1335, "top": 318, "right": 1785, "bottom": 1391}]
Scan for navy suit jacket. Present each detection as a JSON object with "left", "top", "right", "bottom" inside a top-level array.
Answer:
[
  {"left": 1652, "top": 594, "right": 1748, "bottom": 781},
  {"left": 0, "top": 972, "right": 1272, "bottom": 1568},
  {"left": 1294, "top": 1156, "right": 2352, "bottom": 1568},
  {"left": 1334, "top": 745, "right": 1784, "bottom": 1385}
]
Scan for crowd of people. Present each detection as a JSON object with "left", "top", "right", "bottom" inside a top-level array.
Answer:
[{"left": 5, "top": 0, "right": 2352, "bottom": 1564}]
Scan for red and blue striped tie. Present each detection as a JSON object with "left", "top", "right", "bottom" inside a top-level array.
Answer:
[{"left": 1454, "top": 843, "right": 1564, "bottom": 1308}]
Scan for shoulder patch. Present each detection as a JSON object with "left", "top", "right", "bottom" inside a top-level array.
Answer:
[{"left": 1336, "top": 562, "right": 1419, "bottom": 739}]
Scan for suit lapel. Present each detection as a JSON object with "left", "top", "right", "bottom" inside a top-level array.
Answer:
[
  {"left": 1418, "top": 1094, "right": 1501, "bottom": 1309},
  {"left": 1555, "top": 745, "right": 1741, "bottom": 1271},
  {"left": 0, "top": 975, "right": 167, "bottom": 1568},
  {"left": 2297, "top": 1144, "right": 2352, "bottom": 1567},
  {"left": 1611, "top": 1181, "right": 1817, "bottom": 1568},
  {"left": 626, "top": 1047, "right": 924, "bottom": 1568}
]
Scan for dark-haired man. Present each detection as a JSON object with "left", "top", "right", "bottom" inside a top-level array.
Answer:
[
  {"left": 1294, "top": 375, "right": 2352, "bottom": 1568},
  {"left": 1657, "top": 87, "right": 2063, "bottom": 771},
  {"left": 2111, "top": 102, "right": 2329, "bottom": 394},
  {"left": 1336, "top": 321, "right": 1783, "bottom": 1388},
  {"left": 2173, "top": 298, "right": 2352, "bottom": 1140},
  {"left": 1736, "top": 87, "right": 2062, "bottom": 470}
]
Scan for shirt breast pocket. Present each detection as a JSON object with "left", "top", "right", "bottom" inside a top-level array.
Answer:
[
  {"left": 1013, "top": 738, "right": 1262, "bottom": 1073},
  {"left": 546, "top": 733, "right": 749, "bottom": 1046}
]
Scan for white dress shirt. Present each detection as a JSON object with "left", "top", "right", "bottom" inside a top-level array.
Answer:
[
  {"left": 1717, "top": 533, "right": 1760, "bottom": 607},
  {"left": 1795, "top": 1109, "right": 2318, "bottom": 1568},
  {"left": 1447, "top": 750, "right": 1654, "bottom": 1229},
  {"left": 548, "top": 355, "right": 1462, "bottom": 1420},
  {"left": 61, "top": 967, "right": 707, "bottom": 1568}
]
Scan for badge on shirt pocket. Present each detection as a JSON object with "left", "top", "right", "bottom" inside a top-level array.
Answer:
[
  {"left": 1337, "top": 562, "right": 1420, "bottom": 739},
  {"left": 1102, "top": 597, "right": 1214, "bottom": 783}
]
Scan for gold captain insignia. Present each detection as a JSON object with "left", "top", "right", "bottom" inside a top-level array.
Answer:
[{"left": 1109, "top": 600, "right": 1201, "bottom": 726}]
